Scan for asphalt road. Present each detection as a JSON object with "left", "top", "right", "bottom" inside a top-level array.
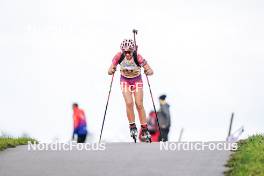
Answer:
[{"left": 0, "top": 142, "right": 231, "bottom": 176}]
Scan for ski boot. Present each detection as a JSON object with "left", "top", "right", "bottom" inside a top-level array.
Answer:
[
  {"left": 129, "top": 123, "right": 138, "bottom": 143},
  {"left": 140, "top": 125, "right": 152, "bottom": 143}
]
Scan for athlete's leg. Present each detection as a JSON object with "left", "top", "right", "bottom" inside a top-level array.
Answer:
[
  {"left": 121, "top": 84, "right": 135, "bottom": 123},
  {"left": 134, "top": 84, "right": 147, "bottom": 125},
  {"left": 77, "top": 134, "right": 86, "bottom": 143}
]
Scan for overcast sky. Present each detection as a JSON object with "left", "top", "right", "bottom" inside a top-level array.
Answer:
[{"left": 0, "top": 0, "right": 263, "bottom": 142}]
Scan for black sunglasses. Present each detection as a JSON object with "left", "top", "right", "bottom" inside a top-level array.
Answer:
[{"left": 124, "top": 51, "right": 132, "bottom": 54}]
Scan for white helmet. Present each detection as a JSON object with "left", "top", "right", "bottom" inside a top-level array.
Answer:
[{"left": 120, "top": 39, "right": 136, "bottom": 51}]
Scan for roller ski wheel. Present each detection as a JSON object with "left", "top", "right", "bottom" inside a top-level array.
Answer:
[
  {"left": 129, "top": 125, "right": 138, "bottom": 143},
  {"left": 132, "top": 135, "right": 137, "bottom": 143},
  {"left": 145, "top": 135, "right": 152, "bottom": 143},
  {"left": 140, "top": 128, "right": 152, "bottom": 143}
]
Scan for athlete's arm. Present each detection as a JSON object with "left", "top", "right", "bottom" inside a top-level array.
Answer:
[
  {"left": 137, "top": 54, "right": 153, "bottom": 75},
  {"left": 108, "top": 52, "right": 121, "bottom": 75}
]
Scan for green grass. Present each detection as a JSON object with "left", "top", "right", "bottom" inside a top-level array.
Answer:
[
  {"left": 0, "top": 137, "right": 37, "bottom": 151},
  {"left": 225, "top": 134, "right": 264, "bottom": 176}
]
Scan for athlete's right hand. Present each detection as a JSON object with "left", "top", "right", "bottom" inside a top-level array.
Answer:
[{"left": 108, "top": 66, "right": 116, "bottom": 75}]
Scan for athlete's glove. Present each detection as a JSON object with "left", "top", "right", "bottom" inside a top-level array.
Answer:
[
  {"left": 144, "top": 68, "right": 153, "bottom": 76},
  {"left": 143, "top": 63, "right": 153, "bottom": 76},
  {"left": 108, "top": 65, "right": 116, "bottom": 75}
]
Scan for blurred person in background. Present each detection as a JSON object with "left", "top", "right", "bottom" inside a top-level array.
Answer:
[
  {"left": 139, "top": 111, "right": 160, "bottom": 142},
  {"left": 158, "top": 95, "right": 171, "bottom": 141},
  {"left": 72, "top": 103, "right": 88, "bottom": 143}
]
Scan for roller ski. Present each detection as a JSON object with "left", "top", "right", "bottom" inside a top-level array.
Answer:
[
  {"left": 129, "top": 123, "right": 138, "bottom": 143},
  {"left": 139, "top": 125, "right": 152, "bottom": 143}
]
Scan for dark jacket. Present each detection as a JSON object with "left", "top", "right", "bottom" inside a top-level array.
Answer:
[{"left": 157, "top": 103, "right": 171, "bottom": 129}]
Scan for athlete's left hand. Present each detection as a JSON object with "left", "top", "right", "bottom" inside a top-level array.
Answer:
[{"left": 145, "top": 68, "right": 153, "bottom": 75}]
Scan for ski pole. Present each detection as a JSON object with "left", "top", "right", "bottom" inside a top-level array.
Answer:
[
  {"left": 132, "top": 29, "right": 164, "bottom": 141},
  {"left": 99, "top": 73, "right": 115, "bottom": 143},
  {"left": 132, "top": 29, "right": 138, "bottom": 51},
  {"left": 145, "top": 75, "right": 164, "bottom": 141}
]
